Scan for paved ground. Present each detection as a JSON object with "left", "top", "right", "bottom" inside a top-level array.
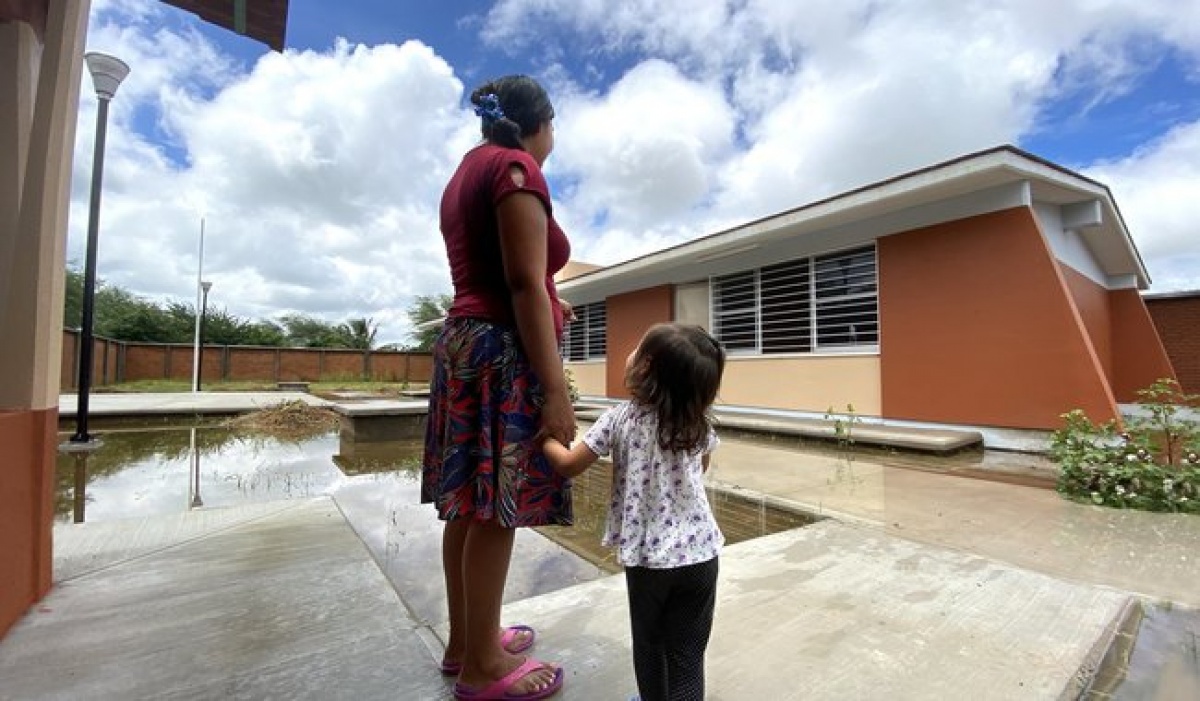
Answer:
[{"left": 0, "top": 392, "right": 1196, "bottom": 700}]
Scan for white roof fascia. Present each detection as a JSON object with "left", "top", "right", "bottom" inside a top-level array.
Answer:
[{"left": 561, "top": 146, "right": 1151, "bottom": 297}]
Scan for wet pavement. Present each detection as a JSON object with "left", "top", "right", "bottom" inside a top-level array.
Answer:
[{"left": 0, "top": 392, "right": 1196, "bottom": 699}]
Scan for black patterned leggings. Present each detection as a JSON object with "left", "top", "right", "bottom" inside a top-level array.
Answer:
[{"left": 624, "top": 557, "right": 719, "bottom": 701}]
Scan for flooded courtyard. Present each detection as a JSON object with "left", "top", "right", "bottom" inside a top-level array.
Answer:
[{"left": 51, "top": 418, "right": 1199, "bottom": 699}]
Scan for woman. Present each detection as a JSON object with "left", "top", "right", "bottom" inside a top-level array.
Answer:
[{"left": 422, "top": 75, "right": 574, "bottom": 701}]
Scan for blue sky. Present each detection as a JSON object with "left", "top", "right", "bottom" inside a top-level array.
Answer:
[{"left": 74, "top": 0, "right": 1200, "bottom": 344}]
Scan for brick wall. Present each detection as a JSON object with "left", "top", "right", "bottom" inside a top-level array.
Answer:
[
  {"left": 1145, "top": 291, "right": 1200, "bottom": 395},
  {"left": 60, "top": 330, "right": 433, "bottom": 388}
]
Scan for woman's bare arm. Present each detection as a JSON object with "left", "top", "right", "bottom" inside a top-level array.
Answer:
[{"left": 496, "top": 178, "right": 575, "bottom": 444}]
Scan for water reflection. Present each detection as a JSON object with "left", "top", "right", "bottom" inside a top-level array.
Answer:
[
  {"left": 1089, "top": 602, "right": 1200, "bottom": 699},
  {"left": 189, "top": 427, "right": 203, "bottom": 508},
  {"left": 54, "top": 425, "right": 420, "bottom": 524},
  {"left": 536, "top": 462, "right": 817, "bottom": 574},
  {"left": 70, "top": 452, "right": 87, "bottom": 523}
]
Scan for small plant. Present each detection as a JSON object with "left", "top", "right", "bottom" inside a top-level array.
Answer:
[
  {"left": 825, "top": 403, "right": 860, "bottom": 452},
  {"left": 564, "top": 367, "right": 580, "bottom": 403},
  {"left": 824, "top": 403, "right": 863, "bottom": 488},
  {"left": 1050, "top": 378, "right": 1200, "bottom": 513}
]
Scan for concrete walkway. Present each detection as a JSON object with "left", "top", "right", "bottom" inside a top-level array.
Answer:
[{"left": 0, "top": 393, "right": 1196, "bottom": 699}]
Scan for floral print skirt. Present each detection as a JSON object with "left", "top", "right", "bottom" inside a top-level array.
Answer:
[{"left": 421, "top": 317, "right": 573, "bottom": 527}]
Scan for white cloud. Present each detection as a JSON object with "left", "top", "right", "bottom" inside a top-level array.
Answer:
[
  {"left": 73, "top": 0, "right": 1200, "bottom": 350},
  {"left": 486, "top": 0, "right": 1200, "bottom": 291},
  {"left": 75, "top": 8, "right": 477, "bottom": 345},
  {"left": 1086, "top": 120, "right": 1200, "bottom": 291}
]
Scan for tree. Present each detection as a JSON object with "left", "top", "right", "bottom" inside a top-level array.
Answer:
[
  {"left": 339, "top": 317, "right": 378, "bottom": 350},
  {"left": 63, "top": 265, "right": 84, "bottom": 329},
  {"left": 278, "top": 314, "right": 345, "bottom": 348},
  {"left": 61, "top": 265, "right": 377, "bottom": 349},
  {"left": 239, "top": 320, "right": 287, "bottom": 347},
  {"left": 95, "top": 286, "right": 177, "bottom": 342},
  {"left": 406, "top": 294, "right": 452, "bottom": 352}
]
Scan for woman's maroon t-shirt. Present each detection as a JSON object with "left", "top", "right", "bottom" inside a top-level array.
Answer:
[{"left": 440, "top": 143, "right": 570, "bottom": 339}]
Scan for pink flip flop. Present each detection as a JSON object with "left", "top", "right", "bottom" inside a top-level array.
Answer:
[
  {"left": 440, "top": 625, "right": 537, "bottom": 675},
  {"left": 453, "top": 658, "right": 563, "bottom": 700}
]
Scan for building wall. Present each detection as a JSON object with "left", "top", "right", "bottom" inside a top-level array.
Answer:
[
  {"left": 606, "top": 286, "right": 674, "bottom": 397},
  {"left": 877, "top": 207, "right": 1120, "bottom": 430},
  {"left": 1060, "top": 268, "right": 1175, "bottom": 403},
  {"left": 565, "top": 361, "right": 606, "bottom": 397},
  {"left": 674, "top": 281, "right": 709, "bottom": 329},
  {"left": 1108, "top": 289, "right": 1176, "bottom": 401},
  {"left": 1061, "top": 264, "right": 1113, "bottom": 381},
  {"left": 59, "top": 331, "right": 434, "bottom": 386},
  {"left": 1145, "top": 293, "right": 1200, "bottom": 395},
  {"left": 717, "top": 355, "right": 882, "bottom": 415}
]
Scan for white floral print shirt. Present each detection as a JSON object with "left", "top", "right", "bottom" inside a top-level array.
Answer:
[{"left": 582, "top": 401, "right": 723, "bottom": 569}]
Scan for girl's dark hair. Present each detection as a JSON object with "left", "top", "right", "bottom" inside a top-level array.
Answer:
[
  {"left": 470, "top": 75, "right": 555, "bottom": 150},
  {"left": 626, "top": 323, "right": 726, "bottom": 453}
]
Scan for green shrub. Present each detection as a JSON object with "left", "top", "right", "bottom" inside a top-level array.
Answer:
[{"left": 1051, "top": 378, "right": 1200, "bottom": 513}]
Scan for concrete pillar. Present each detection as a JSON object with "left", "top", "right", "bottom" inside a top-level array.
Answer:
[{"left": 0, "top": 0, "right": 93, "bottom": 639}]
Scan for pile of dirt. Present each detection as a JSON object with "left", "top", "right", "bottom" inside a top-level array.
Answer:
[{"left": 224, "top": 400, "right": 340, "bottom": 440}]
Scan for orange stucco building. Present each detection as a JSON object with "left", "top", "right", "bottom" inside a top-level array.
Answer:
[{"left": 559, "top": 146, "right": 1176, "bottom": 432}]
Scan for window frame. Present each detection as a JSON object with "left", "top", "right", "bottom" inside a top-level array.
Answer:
[
  {"left": 563, "top": 301, "right": 607, "bottom": 361},
  {"left": 709, "top": 244, "right": 879, "bottom": 356}
]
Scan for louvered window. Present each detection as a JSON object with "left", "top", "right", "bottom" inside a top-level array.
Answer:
[
  {"left": 711, "top": 245, "right": 878, "bottom": 354},
  {"left": 563, "top": 302, "right": 607, "bottom": 361},
  {"left": 711, "top": 271, "right": 757, "bottom": 351},
  {"left": 814, "top": 247, "right": 878, "bottom": 348}
]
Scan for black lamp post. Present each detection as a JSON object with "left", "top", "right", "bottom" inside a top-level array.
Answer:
[
  {"left": 197, "top": 280, "right": 211, "bottom": 391},
  {"left": 71, "top": 52, "right": 129, "bottom": 444}
]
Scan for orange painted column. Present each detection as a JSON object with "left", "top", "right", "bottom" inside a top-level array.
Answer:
[
  {"left": 1060, "top": 265, "right": 1113, "bottom": 382},
  {"left": 1109, "top": 289, "right": 1177, "bottom": 402},
  {"left": 0, "top": 411, "right": 56, "bottom": 636},
  {"left": 0, "top": 0, "right": 91, "bottom": 639},
  {"left": 878, "top": 207, "right": 1119, "bottom": 430}
]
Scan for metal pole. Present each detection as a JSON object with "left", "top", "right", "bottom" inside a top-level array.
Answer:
[
  {"left": 198, "top": 281, "right": 211, "bottom": 391},
  {"left": 191, "top": 218, "right": 205, "bottom": 392},
  {"left": 71, "top": 97, "right": 111, "bottom": 443}
]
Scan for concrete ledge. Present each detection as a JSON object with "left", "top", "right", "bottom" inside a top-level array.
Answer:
[
  {"left": 59, "top": 392, "right": 330, "bottom": 419},
  {"left": 329, "top": 400, "right": 427, "bottom": 417},
  {"left": 331, "top": 400, "right": 427, "bottom": 443},
  {"left": 576, "top": 405, "right": 983, "bottom": 454},
  {"left": 718, "top": 413, "right": 983, "bottom": 453}
]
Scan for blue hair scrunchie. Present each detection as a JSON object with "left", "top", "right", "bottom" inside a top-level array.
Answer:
[{"left": 474, "top": 93, "right": 505, "bottom": 123}]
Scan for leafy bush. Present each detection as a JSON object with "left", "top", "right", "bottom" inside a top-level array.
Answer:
[{"left": 1050, "top": 379, "right": 1200, "bottom": 513}]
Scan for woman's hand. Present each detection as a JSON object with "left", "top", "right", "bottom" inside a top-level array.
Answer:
[
  {"left": 539, "top": 386, "right": 576, "bottom": 446},
  {"left": 558, "top": 298, "right": 576, "bottom": 324}
]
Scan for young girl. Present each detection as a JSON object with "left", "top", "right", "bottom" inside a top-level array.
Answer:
[{"left": 543, "top": 323, "right": 726, "bottom": 701}]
